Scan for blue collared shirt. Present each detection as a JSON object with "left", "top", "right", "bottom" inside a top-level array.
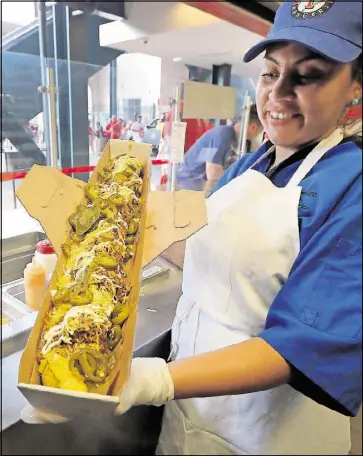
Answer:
[{"left": 214, "top": 138, "right": 362, "bottom": 416}]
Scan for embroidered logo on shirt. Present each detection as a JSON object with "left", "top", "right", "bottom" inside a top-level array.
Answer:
[
  {"left": 291, "top": 1, "right": 335, "bottom": 20},
  {"left": 299, "top": 190, "right": 318, "bottom": 212}
]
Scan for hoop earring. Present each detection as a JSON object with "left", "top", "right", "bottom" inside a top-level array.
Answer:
[{"left": 351, "top": 98, "right": 360, "bottom": 106}]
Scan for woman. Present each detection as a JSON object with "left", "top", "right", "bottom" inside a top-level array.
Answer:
[
  {"left": 24, "top": 2, "right": 362, "bottom": 455},
  {"left": 118, "top": 3, "right": 362, "bottom": 455}
]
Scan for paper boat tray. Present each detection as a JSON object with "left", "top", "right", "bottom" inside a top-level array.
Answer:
[{"left": 16, "top": 140, "right": 207, "bottom": 418}]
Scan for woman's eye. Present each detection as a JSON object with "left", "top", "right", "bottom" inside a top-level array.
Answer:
[
  {"left": 261, "top": 72, "right": 279, "bottom": 81},
  {"left": 295, "top": 73, "right": 324, "bottom": 85}
]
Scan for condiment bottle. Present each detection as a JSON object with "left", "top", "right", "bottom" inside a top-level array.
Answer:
[
  {"left": 34, "top": 239, "right": 57, "bottom": 284},
  {"left": 24, "top": 258, "right": 46, "bottom": 311}
]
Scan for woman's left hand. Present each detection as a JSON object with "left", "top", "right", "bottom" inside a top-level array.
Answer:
[{"left": 116, "top": 358, "right": 175, "bottom": 414}]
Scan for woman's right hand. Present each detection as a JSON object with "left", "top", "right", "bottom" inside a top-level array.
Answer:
[{"left": 21, "top": 358, "right": 174, "bottom": 423}]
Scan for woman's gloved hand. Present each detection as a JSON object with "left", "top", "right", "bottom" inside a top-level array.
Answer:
[
  {"left": 21, "top": 358, "right": 174, "bottom": 422},
  {"left": 116, "top": 357, "right": 175, "bottom": 414}
]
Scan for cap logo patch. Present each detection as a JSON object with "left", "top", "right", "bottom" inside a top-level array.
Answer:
[{"left": 291, "top": 1, "right": 335, "bottom": 19}]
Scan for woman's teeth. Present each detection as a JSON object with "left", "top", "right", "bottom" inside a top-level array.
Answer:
[{"left": 269, "top": 112, "right": 294, "bottom": 119}]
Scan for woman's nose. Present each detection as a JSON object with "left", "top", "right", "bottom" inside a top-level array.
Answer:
[{"left": 269, "top": 76, "right": 295, "bottom": 103}]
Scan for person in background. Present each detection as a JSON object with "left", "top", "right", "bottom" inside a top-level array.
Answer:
[
  {"left": 104, "top": 116, "right": 114, "bottom": 138},
  {"left": 157, "top": 113, "right": 167, "bottom": 154},
  {"left": 130, "top": 115, "right": 145, "bottom": 143},
  {"left": 88, "top": 121, "right": 95, "bottom": 155},
  {"left": 95, "top": 121, "right": 104, "bottom": 139},
  {"left": 95, "top": 121, "right": 104, "bottom": 155},
  {"left": 237, "top": 104, "right": 264, "bottom": 154},
  {"left": 119, "top": 117, "right": 127, "bottom": 139},
  {"left": 104, "top": 115, "right": 120, "bottom": 140},
  {"left": 177, "top": 106, "right": 263, "bottom": 192},
  {"left": 112, "top": 117, "right": 122, "bottom": 140}
]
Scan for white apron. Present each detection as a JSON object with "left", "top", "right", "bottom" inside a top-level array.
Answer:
[{"left": 157, "top": 129, "right": 351, "bottom": 455}]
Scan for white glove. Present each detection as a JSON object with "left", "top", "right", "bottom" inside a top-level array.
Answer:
[
  {"left": 21, "top": 406, "right": 70, "bottom": 424},
  {"left": 116, "top": 357, "right": 174, "bottom": 414},
  {"left": 21, "top": 357, "right": 174, "bottom": 422}
]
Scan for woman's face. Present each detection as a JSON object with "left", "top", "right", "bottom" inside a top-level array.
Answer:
[{"left": 256, "top": 43, "right": 362, "bottom": 150}]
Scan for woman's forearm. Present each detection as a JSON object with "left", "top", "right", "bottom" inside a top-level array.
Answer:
[{"left": 168, "top": 337, "right": 291, "bottom": 400}]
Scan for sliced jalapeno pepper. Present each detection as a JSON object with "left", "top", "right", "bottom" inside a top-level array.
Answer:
[
  {"left": 95, "top": 253, "right": 118, "bottom": 270},
  {"left": 109, "top": 194, "right": 126, "bottom": 207},
  {"left": 128, "top": 219, "right": 139, "bottom": 235},
  {"left": 68, "top": 212, "right": 77, "bottom": 230},
  {"left": 111, "top": 305, "right": 130, "bottom": 326},
  {"left": 93, "top": 197, "right": 108, "bottom": 210},
  {"left": 70, "top": 231, "right": 85, "bottom": 243},
  {"left": 52, "top": 287, "right": 71, "bottom": 306},
  {"left": 125, "top": 235, "right": 135, "bottom": 245},
  {"left": 83, "top": 261, "right": 97, "bottom": 285},
  {"left": 114, "top": 172, "right": 127, "bottom": 185},
  {"left": 100, "top": 230, "right": 115, "bottom": 241},
  {"left": 69, "top": 352, "right": 86, "bottom": 380},
  {"left": 107, "top": 326, "right": 123, "bottom": 350},
  {"left": 75, "top": 206, "right": 101, "bottom": 235},
  {"left": 61, "top": 242, "right": 72, "bottom": 258},
  {"left": 111, "top": 303, "right": 123, "bottom": 320},
  {"left": 100, "top": 204, "right": 117, "bottom": 220},
  {"left": 123, "top": 246, "right": 134, "bottom": 262},
  {"left": 69, "top": 287, "right": 93, "bottom": 306},
  {"left": 85, "top": 184, "right": 101, "bottom": 202},
  {"left": 85, "top": 351, "right": 109, "bottom": 382},
  {"left": 79, "top": 352, "right": 101, "bottom": 382},
  {"left": 98, "top": 170, "right": 111, "bottom": 183}
]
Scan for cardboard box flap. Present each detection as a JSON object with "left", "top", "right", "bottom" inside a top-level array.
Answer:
[
  {"left": 143, "top": 190, "right": 207, "bottom": 266},
  {"left": 16, "top": 165, "right": 86, "bottom": 257},
  {"left": 16, "top": 152, "right": 207, "bottom": 267}
]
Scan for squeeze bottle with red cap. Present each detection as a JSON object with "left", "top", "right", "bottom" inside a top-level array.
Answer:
[
  {"left": 34, "top": 239, "right": 57, "bottom": 283},
  {"left": 24, "top": 258, "right": 46, "bottom": 311}
]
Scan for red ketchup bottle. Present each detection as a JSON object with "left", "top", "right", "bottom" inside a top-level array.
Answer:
[{"left": 34, "top": 239, "right": 58, "bottom": 284}]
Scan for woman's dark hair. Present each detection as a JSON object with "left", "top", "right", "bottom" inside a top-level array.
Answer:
[{"left": 351, "top": 54, "right": 362, "bottom": 82}]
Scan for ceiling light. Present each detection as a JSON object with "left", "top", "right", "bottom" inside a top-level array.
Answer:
[{"left": 173, "top": 57, "right": 182, "bottom": 62}]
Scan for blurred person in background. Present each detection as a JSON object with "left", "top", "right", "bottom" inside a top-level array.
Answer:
[
  {"left": 104, "top": 115, "right": 121, "bottom": 140},
  {"left": 130, "top": 115, "right": 145, "bottom": 143},
  {"left": 95, "top": 121, "right": 104, "bottom": 155},
  {"left": 88, "top": 121, "right": 95, "bottom": 155},
  {"left": 157, "top": 113, "right": 167, "bottom": 153},
  {"left": 177, "top": 105, "right": 263, "bottom": 192}
]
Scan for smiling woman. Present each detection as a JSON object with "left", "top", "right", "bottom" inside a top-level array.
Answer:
[{"left": 255, "top": 43, "right": 362, "bottom": 166}]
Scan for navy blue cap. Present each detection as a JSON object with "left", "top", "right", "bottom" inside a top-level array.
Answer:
[{"left": 244, "top": 1, "right": 362, "bottom": 63}]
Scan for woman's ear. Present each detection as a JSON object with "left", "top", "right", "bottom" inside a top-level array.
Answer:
[{"left": 351, "top": 81, "right": 362, "bottom": 106}]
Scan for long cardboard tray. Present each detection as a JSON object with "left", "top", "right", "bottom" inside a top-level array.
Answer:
[
  {"left": 15, "top": 140, "right": 207, "bottom": 418},
  {"left": 16, "top": 141, "right": 150, "bottom": 418}
]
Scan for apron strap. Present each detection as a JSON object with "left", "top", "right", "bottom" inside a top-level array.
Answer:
[
  {"left": 248, "top": 144, "right": 276, "bottom": 171},
  {"left": 286, "top": 128, "right": 344, "bottom": 188}
]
